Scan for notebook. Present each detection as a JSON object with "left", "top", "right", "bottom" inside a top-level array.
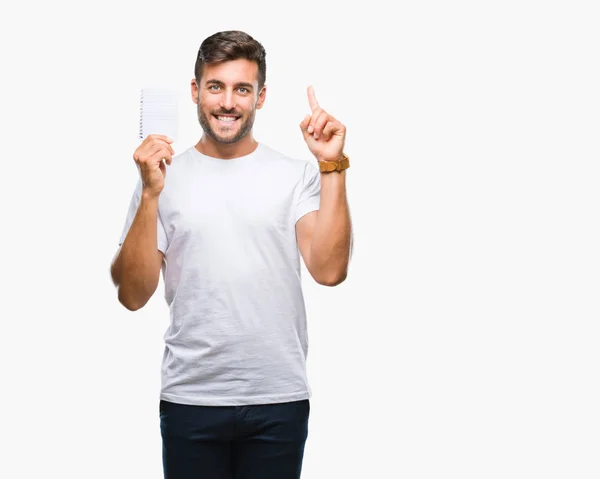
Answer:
[{"left": 139, "top": 87, "right": 179, "bottom": 142}]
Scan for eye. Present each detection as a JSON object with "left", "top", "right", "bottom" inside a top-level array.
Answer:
[
  {"left": 208, "top": 85, "right": 220, "bottom": 91},
  {"left": 238, "top": 87, "right": 249, "bottom": 93}
]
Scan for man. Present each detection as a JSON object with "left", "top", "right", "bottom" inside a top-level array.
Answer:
[{"left": 110, "top": 30, "right": 352, "bottom": 479}]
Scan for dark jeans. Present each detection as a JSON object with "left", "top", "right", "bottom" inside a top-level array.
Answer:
[{"left": 159, "top": 399, "right": 310, "bottom": 479}]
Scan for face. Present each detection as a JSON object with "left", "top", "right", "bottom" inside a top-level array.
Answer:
[{"left": 192, "top": 58, "right": 266, "bottom": 144}]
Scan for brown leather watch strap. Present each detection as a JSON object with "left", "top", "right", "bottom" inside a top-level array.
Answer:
[{"left": 319, "top": 153, "right": 350, "bottom": 173}]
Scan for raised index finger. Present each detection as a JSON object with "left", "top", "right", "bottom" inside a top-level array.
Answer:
[{"left": 307, "top": 85, "right": 319, "bottom": 112}]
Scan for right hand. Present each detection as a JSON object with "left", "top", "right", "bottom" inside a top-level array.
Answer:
[{"left": 133, "top": 134, "right": 175, "bottom": 197}]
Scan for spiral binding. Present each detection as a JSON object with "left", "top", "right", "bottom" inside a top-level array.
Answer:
[{"left": 139, "top": 89, "right": 144, "bottom": 140}]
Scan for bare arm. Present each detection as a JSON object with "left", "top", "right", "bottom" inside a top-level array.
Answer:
[
  {"left": 297, "top": 86, "right": 352, "bottom": 286},
  {"left": 111, "top": 134, "right": 173, "bottom": 311},
  {"left": 296, "top": 170, "right": 352, "bottom": 286},
  {"left": 111, "top": 193, "right": 164, "bottom": 310}
]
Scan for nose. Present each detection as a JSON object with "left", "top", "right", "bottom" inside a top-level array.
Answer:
[{"left": 220, "top": 88, "right": 236, "bottom": 111}]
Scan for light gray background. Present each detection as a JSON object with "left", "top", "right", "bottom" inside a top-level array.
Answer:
[{"left": 2, "top": 1, "right": 599, "bottom": 478}]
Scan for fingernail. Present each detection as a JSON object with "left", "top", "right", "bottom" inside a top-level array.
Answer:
[{"left": 307, "top": 125, "right": 313, "bottom": 133}]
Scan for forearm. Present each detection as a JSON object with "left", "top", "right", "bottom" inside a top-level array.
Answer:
[
  {"left": 310, "top": 170, "right": 352, "bottom": 285},
  {"left": 111, "top": 192, "right": 162, "bottom": 310}
]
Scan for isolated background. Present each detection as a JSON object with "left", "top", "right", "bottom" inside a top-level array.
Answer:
[{"left": 2, "top": 0, "right": 599, "bottom": 478}]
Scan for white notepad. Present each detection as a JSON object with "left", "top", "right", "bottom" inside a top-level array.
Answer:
[{"left": 139, "top": 87, "right": 179, "bottom": 141}]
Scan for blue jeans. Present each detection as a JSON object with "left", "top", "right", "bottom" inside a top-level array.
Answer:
[{"left": 159, "top": 399, "right": 310, "bottom": 479}]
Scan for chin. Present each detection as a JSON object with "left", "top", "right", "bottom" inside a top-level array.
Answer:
[{"left": 215, "top": 135, "right": 241, "bottom": 145}]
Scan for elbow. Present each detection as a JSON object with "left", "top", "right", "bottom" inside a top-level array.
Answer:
[
  {"left": 110, "top": 253, "right": 158, "bottom": 311},
  {"left": 316, "top": 269, "right": 348, "bottom": 287},
  {"left": 120, "top": 300, "right": 144, "bottom": 312},
  {"left": 117, "top": 287, "right": 149, "bottom": 312}
]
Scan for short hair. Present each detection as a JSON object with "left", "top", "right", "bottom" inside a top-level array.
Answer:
[{"left": 194, "top": 30, "right": 267, "bottom": 89}]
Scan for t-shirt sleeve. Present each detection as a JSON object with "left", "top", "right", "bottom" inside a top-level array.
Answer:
[
  {"left": 295, "top": 161, "right": 321, "bottom": 223},
  {"left": 118, "top": 179, "right": 169, "bottom": 254}
]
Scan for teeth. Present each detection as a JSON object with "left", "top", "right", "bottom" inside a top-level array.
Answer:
[{"left": 217, "top": 116, "right": 236, "bottom": 122}]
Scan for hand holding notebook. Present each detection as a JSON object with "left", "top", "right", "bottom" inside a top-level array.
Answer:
[{"left": 134, "top": 88, "right": 179, "bottom": 197}]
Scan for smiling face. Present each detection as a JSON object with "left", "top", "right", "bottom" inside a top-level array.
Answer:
[{"left": 192, "top": 58, "right": 266, "bottom": 146}]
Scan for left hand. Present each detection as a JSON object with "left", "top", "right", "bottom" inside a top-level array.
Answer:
[{"left": 299, "top": 86, "right": 346, "bottom": 162}]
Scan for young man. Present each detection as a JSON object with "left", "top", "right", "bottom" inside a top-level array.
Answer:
[{"left": 111, "top": 30, "right": 352, "bottom": 479}]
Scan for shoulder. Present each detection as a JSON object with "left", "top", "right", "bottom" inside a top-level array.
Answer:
[
  {"left": 257, "top": 143, "right": 317, "bottom": 177},
  {"left": 162, "top": 146, "right": 197, "bottom": 180},
  {"left": 170, "top": 146, "right": 196, "bottom": 168}
]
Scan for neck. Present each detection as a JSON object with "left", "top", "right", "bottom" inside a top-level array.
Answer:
[{"left": 195, "top": 133, "right": 258, "bottom": 160}]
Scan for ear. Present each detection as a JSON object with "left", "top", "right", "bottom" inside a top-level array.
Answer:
[
  {"left": 256, "top": 84, "right": 267, "bottom": 110},
  {"left": 191, "top": 78, "right": 199, "bottom": 104}
]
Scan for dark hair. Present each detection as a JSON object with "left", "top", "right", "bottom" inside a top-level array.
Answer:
[{"left": 194, "top": 30, "right": 267, "bottom": 89}]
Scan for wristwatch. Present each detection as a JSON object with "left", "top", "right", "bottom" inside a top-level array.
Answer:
[{"left": 319, "top": 153, "right": 350, "bottom": 173}]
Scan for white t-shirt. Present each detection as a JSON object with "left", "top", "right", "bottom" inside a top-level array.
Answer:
[{"left": 118, "top": 143, "right": 321, "bottom": 406}]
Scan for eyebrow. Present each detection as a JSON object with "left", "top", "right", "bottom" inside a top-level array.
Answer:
[{"left": 205, "top": 79, "right": 254, "bottom": 90}]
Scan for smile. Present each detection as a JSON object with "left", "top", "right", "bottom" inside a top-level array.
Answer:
[{"left": 214, "top": 115, "right": 240, "bottom": 124}]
